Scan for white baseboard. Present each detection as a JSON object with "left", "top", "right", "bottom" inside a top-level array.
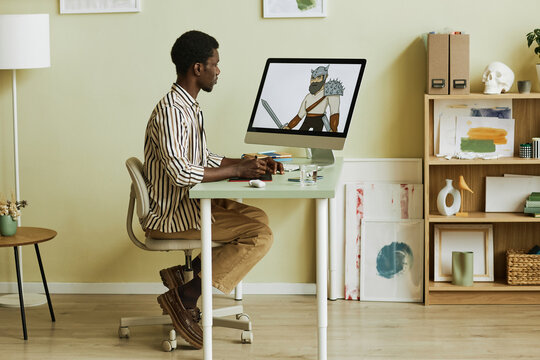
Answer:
[{"left": 0, "top": 282, "right": 316, "bottom": 295}]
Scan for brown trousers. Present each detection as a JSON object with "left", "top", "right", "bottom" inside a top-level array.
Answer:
[{"left": 147, "top": 199, "right": 273, "bottom": 294}]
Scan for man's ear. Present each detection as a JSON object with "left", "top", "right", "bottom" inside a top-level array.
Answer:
[{"left": 193, "top": 62, "right": 202, "bottom": 77}]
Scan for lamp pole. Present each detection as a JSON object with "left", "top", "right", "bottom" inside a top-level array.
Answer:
[{"left": 0, "top": 14, "right": 50, "bottom": 308}]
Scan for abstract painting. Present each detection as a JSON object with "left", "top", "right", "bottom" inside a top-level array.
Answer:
[
  {"left": 455, "top": 116, "right": 514, "bottom": 157},
  {"left": 360, "top": 220, "right": 424, "bottom": 302},
  {"left": 344, "top": 183, "right": 423, "bottom": 300}
]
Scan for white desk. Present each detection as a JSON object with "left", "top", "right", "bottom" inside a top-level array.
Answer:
[{"left": 189, "top": 158, "right": 343, "bottom": 360}]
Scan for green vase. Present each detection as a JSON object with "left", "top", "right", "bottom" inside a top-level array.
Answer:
[
  {"left": 0, "top": 215, "right": 18, "bottom": 236},
  {"left": 452, "top": 251, "right": 473, "bottom": 286}
]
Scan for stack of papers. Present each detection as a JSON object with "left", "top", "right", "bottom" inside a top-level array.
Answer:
[{"left": 434, "top": 99, "right": 514, "bottom": 159}]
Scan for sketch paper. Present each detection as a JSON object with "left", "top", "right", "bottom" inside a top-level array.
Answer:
[
  {"left": 438, "top": 117, "right": 457, "bottom": 156},
  {"left": 485, "top": 176, "right": 540, "bottom": 212},
  {"left": 434, "top": 99, "right": 512, "bottom": 155}
]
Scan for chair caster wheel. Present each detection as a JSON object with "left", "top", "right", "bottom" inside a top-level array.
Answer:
[
  {"left": 236, "top": 313, "right": 250, "bottom": 322},
  {"left": 162, "top": 329, "right": 177, "bottom": 351},
  {"left": 241, "top": 330, "right": 253, "bottom": 344},
  {"left": 118, "top": 326, "right": 130, "bottom": 338},
  {"left": 162, "top": 340, "right": 175, "bottom": 352}
]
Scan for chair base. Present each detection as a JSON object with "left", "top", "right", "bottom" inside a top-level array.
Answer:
[{"left": 119, "top": 304, "right": 252, "bottom": 351}]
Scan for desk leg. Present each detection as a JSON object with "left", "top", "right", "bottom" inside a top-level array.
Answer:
[
  {"left": 234, "top": 198, "right": 243, "bottom": 301},
  {"left": 13, "top": 247, "right": 27, "bottom": 340},
  {"left": 328, "top": 197, "right": 338, "bottom": 301},
  {"left": 316, "top": 199, "right": 328, "bottom": 360},
  {"left": 200, "top": 198, "right": 213, "bottom": 360},
  {"left": 34, "top": 244, "right": 55, "bottom": 322}
]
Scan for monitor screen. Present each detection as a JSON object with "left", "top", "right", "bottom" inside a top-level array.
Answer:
[{"left": 245, "top": 58, "right": 366, "bottom": 152}]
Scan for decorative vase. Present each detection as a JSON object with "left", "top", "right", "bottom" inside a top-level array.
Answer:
[
  {"left": 437, "top": 179, "right": 461, "bottom": 216},
  {"left": 452, "top": 251, "right": 473, "bottom": 286},
  {"left": 0, "top": 215, "right": 18, "bottom": 236}
]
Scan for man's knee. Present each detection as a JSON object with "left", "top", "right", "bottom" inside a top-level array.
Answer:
[
  {"left": 256, "top": 223, "right": 273, "bottom": 254},
  {"left": 257, "top": 209, "right": 270, "bottom": 226}
]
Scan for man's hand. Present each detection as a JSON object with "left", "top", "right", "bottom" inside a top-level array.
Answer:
[
  {"left": 263, "top": 157, "right": 284, "bottom": 175},
  {"left": 234, "top": 158, "right": 268, "bottom": 179}
]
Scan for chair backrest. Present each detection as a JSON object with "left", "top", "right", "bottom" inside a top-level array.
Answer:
[
  {"left": 125, "top": 156, "right": 218, "bottom": 251},
  {"left": 125, "top": 157, "right": 150, "bottom": 220},
  {"left": 125, "top": 157, "right": 151, "bottom": 250}
]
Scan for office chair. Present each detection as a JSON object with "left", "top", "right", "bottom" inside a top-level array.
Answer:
[{"left": 118, "top": 157, "right": 252, "bottom": 351}]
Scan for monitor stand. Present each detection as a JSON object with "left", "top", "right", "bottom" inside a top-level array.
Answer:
[{"left": 306, "top": 148, "right": 335, "bottom": 165}]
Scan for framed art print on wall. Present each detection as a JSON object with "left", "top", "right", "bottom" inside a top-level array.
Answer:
[
  {"left": 60, "top": 0, "right": 141, "bottom": 14},
  {"left": 263, "top": 0, "right": 327, "bottom": 18},
  {"left": 434, "top": 224, "right": 494, "bottom": 282}
]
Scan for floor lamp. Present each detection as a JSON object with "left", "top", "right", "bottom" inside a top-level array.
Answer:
[{"left": 0, "top": 14, "right": 50, "bottom": 307}]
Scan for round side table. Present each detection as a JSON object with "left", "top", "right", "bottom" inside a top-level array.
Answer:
[{"left": 0, "top": 227, "right": 56, "bottom": 340}]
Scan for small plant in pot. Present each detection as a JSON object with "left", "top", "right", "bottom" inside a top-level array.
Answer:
[
  {"left": 0, "top": 195, "right": 28, "bottom": 236},
  {"left": 526, "top": 29, "right": 540, "bottom": 86}
]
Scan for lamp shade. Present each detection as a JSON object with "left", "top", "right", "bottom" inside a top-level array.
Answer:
[{"left": 0, "top": 14, "right": 50, "bottom": 69}]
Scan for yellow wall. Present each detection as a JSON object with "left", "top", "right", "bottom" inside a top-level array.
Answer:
[{"left": 0, "top": 0, "right": 539, "bottom": 284}]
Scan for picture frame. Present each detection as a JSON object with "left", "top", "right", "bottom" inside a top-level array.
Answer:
[
  {"left": 263, "top": 0, "right": 327, "bottom": 18},
  {"left": 360, "top": 220, "right": 424, "bottom": 302},
  {"left": 434, "top": 224, "right": 494, "bottom": 282},
  {"left": 60, "top": 0, "right": 141, "bottom": 14}
]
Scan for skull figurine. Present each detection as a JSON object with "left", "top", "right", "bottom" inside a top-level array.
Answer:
[{"left": 482, "top": 62, "right": 514, "bottom": 94}]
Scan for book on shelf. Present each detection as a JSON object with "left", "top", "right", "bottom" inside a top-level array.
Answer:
[
  {"left": 528, "top": 192, "right": 540, "bottom": 201},
  {"left": 526, "top": 200, "right": 540, "bottom": 207},
  {"left": 524, "top": 207, "right": 540, "bottom": 214}
]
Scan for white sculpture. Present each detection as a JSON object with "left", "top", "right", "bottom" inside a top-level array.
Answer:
[
  {"left": 437, "top": 179, "right": 461, "bottom": 216},
  {"left": 482, "top": 61, "right": 514, "bottom": 94}
]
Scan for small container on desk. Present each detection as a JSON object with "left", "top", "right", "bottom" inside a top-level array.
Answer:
[{"left": 520, "top": 143, "right": 532, "bottom": 158}]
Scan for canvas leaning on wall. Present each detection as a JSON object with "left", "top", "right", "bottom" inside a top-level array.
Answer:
[
  {"left": 344, "top": 183, "right": 423, "bottom": 301},
  {"left": 360, "top": 220, "right": 424, "bottom": 302}
]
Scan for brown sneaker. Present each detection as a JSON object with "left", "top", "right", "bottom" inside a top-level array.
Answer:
[
  {"left": 157, "top": 289, "right": 203, "bottom": 349},
  {"left": 159, "top": 265, "right": 186, "bottom": 289}
]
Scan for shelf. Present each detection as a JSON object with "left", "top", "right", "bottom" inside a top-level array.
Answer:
[
  {"left": 427, "top": 281, "right": 540, "bottom": 304},
  {"left": 427, "top": 156, "right": 540, "bottom": 166},
  {"left": 424, "top": 93, "right": 540, "bottom": 305},
  {"left": 428, "top": 212, "right": 540, "bottom": 223},
  {"left": 425, "top": 92, "right": 540, "bottom": 100},
  {"left": 429, "top": 280, "right": 540, "bottom": 292}
]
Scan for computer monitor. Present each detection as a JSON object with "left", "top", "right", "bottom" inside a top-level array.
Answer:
[{"left": 245, "top": 58, "right": 366, "bottom": 165}]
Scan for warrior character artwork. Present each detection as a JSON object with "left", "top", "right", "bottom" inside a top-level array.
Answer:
[{"left": 283, "top": 65, "right": 344, "bottom": 132}]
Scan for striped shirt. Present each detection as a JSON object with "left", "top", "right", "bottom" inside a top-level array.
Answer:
[{"left": 142, "top": 83, "right": 223, "bottom": 232}]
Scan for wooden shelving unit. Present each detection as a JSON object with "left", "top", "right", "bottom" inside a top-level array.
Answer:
[{"left": 424, "top": 92, "right": 540, "bottom": 305}]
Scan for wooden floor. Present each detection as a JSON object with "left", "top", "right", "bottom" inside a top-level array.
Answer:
[{"left": 1, "top": 294, "right": 540, "bottom": 359}]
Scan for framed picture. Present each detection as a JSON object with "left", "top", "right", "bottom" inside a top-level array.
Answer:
[
  {"left": 360, "top": 220, "right": 424, "bottom": 302},
  {"left": 263, "top": 0, "right": 327, "bottom": 18},
  {"left": 434, "top": 224, "right": 494, "bottom": 282},
  {"left": 60, "top": 0, "right": 141, "bottom": 14}
]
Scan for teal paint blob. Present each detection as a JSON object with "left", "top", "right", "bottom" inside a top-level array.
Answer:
[{"left": 376, "top": 242, "right": 413, "bottom": 279}]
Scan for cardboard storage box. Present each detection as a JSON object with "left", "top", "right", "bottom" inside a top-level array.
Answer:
[{"left": 427, "top": 34, "right": 470, "bottom": 95}]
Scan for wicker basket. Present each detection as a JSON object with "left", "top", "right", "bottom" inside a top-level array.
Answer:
[{"left": 506, "top": 249, "right": 540, "bottom": 285}]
